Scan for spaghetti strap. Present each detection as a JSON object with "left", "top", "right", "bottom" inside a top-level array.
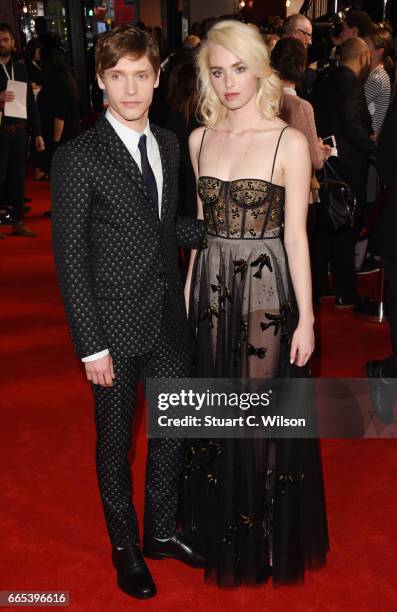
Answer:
[
  {"left": 270, "top": 126, "right": 288, "bottom": 183},
  {"left": 197, "top": 128, "right": 208, "bottom": 175}
]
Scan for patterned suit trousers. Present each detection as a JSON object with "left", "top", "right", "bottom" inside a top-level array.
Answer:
[{"left": 93, "top": 294, "right": 192, "bottom": 548}]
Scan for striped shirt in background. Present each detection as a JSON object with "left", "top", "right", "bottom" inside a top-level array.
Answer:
[{"left": 364, "top": 65, "right": 391, "bottom": 134}]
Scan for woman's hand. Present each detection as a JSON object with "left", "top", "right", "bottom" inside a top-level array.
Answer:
[
  {"left": 318, "top": 138, "right": 332, "bottom": 160},
  {"left": 290, "top": 320, "right": 315, "bottom": 367},
  {"left": 321, "top": 143, "right": 332, "bottom": 160},
  {"left": 35, "top": 136, "right": 45, "bottom": 152}
]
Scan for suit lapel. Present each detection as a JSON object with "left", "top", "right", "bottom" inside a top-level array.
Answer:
[
  {"left": 95, "top": 115, "right": 159, "bottom": 222},
  {"left": 151, "top": 124, "right": 171, "bottom": 223}
]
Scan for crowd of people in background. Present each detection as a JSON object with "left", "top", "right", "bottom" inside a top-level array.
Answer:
[
  {"left": 149, "top": 9, "right": 396, "bottom": 310},
  {"left": 0, "top": 7, "right": 396, "bottom": 406}
]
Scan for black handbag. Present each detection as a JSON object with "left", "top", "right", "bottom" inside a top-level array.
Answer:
[{"left": 318, "top": 160, "right": 358, "bottom": 231}]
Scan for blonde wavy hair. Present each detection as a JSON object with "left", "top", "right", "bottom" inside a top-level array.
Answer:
[{"left": 197, "top": 20, "right": 282, "bottom": 127}]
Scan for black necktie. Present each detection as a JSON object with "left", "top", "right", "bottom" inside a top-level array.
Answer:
[{"left": 138, "top": 134, "right": 158, "bottom": 212}]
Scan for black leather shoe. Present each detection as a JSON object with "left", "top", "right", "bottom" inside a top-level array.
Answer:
[
  {"left": 0, "top": 209, "right": 13, "bottom": 226},
  {"left": 366, "top": 361, "right": 396, "bottom": 425},
  {"left": 143, "top": 532, "right": 205, "bottom": 568},
  {"left": 112, "top": 545, "right": 157, "bottom": 599}
]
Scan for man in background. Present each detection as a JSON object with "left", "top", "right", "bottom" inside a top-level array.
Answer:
[
  {"left": 282, "top": 13, "right": 313, "bottom": 49},
  {"left": 366, "top": 97, "right": 397, "bottom": 422},
  {"left": 282, "top": 13, "right": 316, "bottom": 98},
  {"left": 0, "top": 22, "right": 44, "bottom": 238},
  {"left": 340, "top": 10, "right": 374, "bottom": 42},
  {"left": 311, "top": 37, "right": 376, "bottom": 306}
]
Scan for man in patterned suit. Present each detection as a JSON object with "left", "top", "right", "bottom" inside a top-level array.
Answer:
[{"left": 51, "top": 24, "right": 205, "bottom": 600}]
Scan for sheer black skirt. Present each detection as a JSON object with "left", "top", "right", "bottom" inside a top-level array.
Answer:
[{"left": 181, "top": 235, "right": 329, "bottom": 587}]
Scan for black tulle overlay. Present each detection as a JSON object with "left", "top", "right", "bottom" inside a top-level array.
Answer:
[{"left": 181, "top": 176, "right": 329, "bottom": 587}]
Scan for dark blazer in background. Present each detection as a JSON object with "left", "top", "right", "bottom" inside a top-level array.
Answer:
[
  {"left": 376, "top": 96, "right": 397, "bottom": 256},
  {"left": 165, "top": 109, "right": 199, "bottom": 219},
  {"left": 311, "top": 65, "right": 375, "bottom": 204},
  {"left": 375, "top": 96, "right": 397, "bottom": 377}
]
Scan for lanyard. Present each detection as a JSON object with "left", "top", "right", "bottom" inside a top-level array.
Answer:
[{"left": 2, "top": 61, "right": 14, "bottom": 81}]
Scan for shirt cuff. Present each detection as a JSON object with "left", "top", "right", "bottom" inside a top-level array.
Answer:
[{"left": 81, "top": 349, "right": 110, "bottom": 363}]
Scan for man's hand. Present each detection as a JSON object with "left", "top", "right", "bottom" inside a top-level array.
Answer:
[
  {"left": 85, "top": 353, "right": 115, "bottom": 387},
  {"left": 0, "top": 89, "right": 15, "bottom": 110},
  {"left": 35, "top": 136, "right": 45, "bottom": 152}
]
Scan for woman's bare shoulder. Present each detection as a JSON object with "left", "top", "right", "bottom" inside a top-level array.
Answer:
[
  {"left": 281, "top": 125, "right": 309, "bottom": 150},
  {"left": 189, "top": 126, "right": 208, "bottom": 152}
]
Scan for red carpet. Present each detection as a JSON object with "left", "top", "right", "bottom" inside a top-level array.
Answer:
[{"left": 1, "top": 180, "right": 397, "bottom": 611}]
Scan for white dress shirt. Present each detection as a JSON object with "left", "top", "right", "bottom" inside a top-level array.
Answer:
[{"left": 82, "top": 110, "right": 163, "bottom": 363}]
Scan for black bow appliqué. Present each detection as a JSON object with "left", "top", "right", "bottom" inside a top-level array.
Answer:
[
  {"left": 199, "top": 305, "right": 218, "bottom": 329},
  {"left": 221, "top": 524, "right": 238, "bottom": 545},
  {"left": 211, "top": 275, "right": 232, "bottom": 311},
  {"left": 207, "top": 473, "right": 218, "bottom": 487},
  {"left": 231, "top": 342, "right": 242, "bottom": 364},
  {"left": 233, "top": 258, "right": 248, "bottom": 280},
  {"left": 240, "top": 513, "right": 254, "bottom": 529},
  {"left": 250, "top": 253, "right": 273, "bottom": 278},
  {"left": 260, "top": 303, "right": 290, "bottom": 336},
  {"left": 208, "top": 440, "right": 222, "bottom": 456},
  {"left": 246, "top": 343, "right": 267, "bottom": 359},
  {"left": 260, "top": 313, "right": 283, "bottom": 336},
  {"left": 277, "top": 472, "right": 304, "bottom": 495}
]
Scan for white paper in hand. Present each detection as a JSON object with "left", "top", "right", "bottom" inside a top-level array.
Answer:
[{"left": 4, "top": 80, "right": 27, "bottom": 119}]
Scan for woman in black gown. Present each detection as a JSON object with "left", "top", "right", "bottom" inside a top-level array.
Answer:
[{"left": 182, "top": 20, "right": 329, "bottom": 587}]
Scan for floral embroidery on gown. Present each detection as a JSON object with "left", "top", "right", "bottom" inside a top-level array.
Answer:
[{"left": 182, "top": 128, "right": 329, "bottom": 587}]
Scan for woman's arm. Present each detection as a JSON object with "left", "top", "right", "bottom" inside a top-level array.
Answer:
[
  {"left": 281, "top": 128, "right": 314, "bottom": 367},
  {"left": 53, "top": 117, "right": 64, "bottom": 142},
  {"left": 53, "top": 76, "right": 68, "bottom": 142},
  {"left": 184, "top": 127, "right": 206, "bottom": 313},
  {"left": 372, "top": 72, "right": 391, "bottom": 138},
  {"left": 300, "top": 100, "right": 327, "bottom": 170}
]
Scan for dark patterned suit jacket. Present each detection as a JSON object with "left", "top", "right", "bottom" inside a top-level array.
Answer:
[{"left": 51, "top": 115, "right": 205, "bottom": 359}]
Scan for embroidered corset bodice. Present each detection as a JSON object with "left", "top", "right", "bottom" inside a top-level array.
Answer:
[{"left": 198, "top": 176, "right": 285, "bottom": 239}]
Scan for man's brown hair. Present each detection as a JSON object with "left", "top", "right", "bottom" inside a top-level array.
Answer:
[
  {"left": 0, "top": 22, "right": 14, "bottom": 37},
  {"left": 95, "top": 24, "right": 160, "bottom": 77},
  {"left": 344, "top": 10, "right": 373, "bottom": 38}
]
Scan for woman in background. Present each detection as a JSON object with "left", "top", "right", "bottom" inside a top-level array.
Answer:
[
  {"left": 360, "top": 23, "right": 393, "bottom": 273},
  {"left": 271, "top": 38, "right": 331, "bottom": 298},
  {"left": 166, "top": 61, "right": 200, "bottom": 277},
  {"left": 24, "top": 38, "right": 43, "bottom": 89},
  {"left": 24, "top": 38, "right": 44, "bottom": 180},
  {"left": 271, "top": 38, "right": 330, "bottom": 205},
  {"left": 166, "top": 61, "right": 200, "bottom": 220},
  {"left": 364, "top": 23, "right": 393, "bottom": 141}
]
